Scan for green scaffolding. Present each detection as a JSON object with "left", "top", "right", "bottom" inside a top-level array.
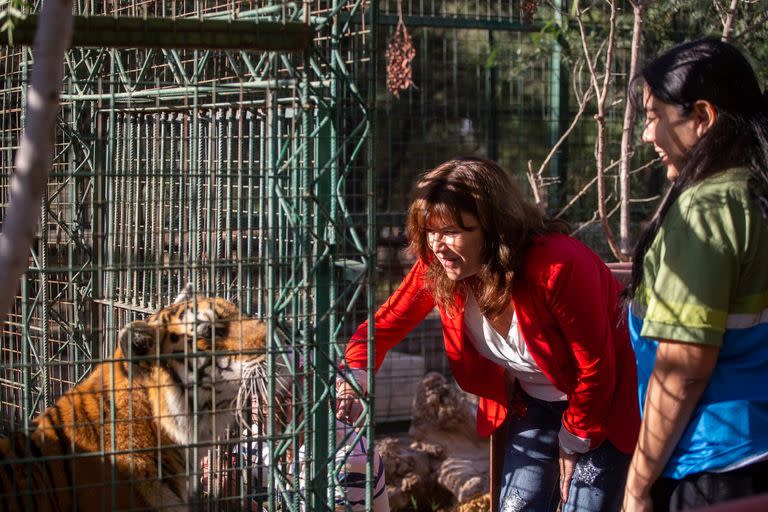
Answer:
[{"left": 0, "top": 1, "right": 376, "bottom": 509}]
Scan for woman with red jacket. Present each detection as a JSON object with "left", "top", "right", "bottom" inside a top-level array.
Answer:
[{"left": 337, "top": 157, "right": 639, "bottom": 511}]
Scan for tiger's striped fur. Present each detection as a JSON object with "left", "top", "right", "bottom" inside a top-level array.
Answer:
[{"left": 0, "top": 296, "right": 267, "bottom": 511}]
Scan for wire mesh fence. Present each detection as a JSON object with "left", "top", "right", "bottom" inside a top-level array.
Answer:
[
  {"left": 367, "top": 1, "right": 768, "bottom": 419},
  {"left": 1, "top": 0, "right": 376, "bottom": 510},
  {"left": 2, "top": 0, "right": 768, "bottom": 509}
]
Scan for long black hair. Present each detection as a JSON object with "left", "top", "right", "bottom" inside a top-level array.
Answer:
[{"left": 626, "top": 37, "right": 768, "bottom": 299}]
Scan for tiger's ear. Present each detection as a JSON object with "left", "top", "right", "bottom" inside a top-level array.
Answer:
[
  {"left": 173, "top": 282, "right": 194, "bottom": 304},
  {"left": 118, "top": 321, "right": 160, "bottom": 359}
]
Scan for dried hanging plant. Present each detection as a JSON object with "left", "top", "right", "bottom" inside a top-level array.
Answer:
[
  {"left": 385, "top": 0, "right": 416, "bottom": 97},
  {"left": 523, "top": 0, "right": 541, "bottom": 25}
]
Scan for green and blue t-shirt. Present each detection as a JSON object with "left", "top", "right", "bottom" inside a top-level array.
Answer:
[{"left": 630, "top": 167, "right": 768, "bottom": 479}]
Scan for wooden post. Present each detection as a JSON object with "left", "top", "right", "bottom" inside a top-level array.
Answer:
[{"left": 489, "top": 418, "right": 509, "bottom": 512}]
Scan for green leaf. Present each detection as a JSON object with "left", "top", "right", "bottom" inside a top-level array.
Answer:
[{"left": 485, "top": 45, "right": 500, "bottom": 70}]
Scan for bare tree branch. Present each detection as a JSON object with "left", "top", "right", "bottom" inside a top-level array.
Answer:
[
  {"left": 575, "top": 0, "right": 626, "bottom": 261},
  {"left": 556, "top": 175, "right": 599, "bottom": 219},
  {"left": 619, "top": 0, "right": 648, "bottom": 257},
  {"left": 0, "top": 0, "right": 74, "bottom": 320},
  {"left": 535, "top": 85, "right": 595, "bottom": 179},
  {"left": 732, "top": 9, "right": 768, "bottom": 40},
  {"left": 526, "top": 160, "right": 544, "bottom": 210},
  {"left": 721, "top": 0, "right": 740, "bottom": 41},
  {"left": 630, "top": 195, "right": 662, "bottom": 203},
  {"left": 555, "top": 155, "right": 641, "bottom": 219},
  {"left": 630, "top": 157, "right": 662, "bottom": 175},
  {"left": 571, "top": 200, "right": 621, "bottom": 237}
]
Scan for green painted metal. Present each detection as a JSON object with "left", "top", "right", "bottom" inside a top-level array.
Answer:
[
  {"left": 487, "top": 29, "right": 499, "bottom": 161},
  {"left": 365, "top": 2, "right": 378, "bottom": 509},
  {"left": 549, "top": 0, "right": 568, "bottom": 209},
  {"left": 0, "top": 15, "right": 313, "bottom": 51},
  {"left": 1, "top": 2, "right": 374, "bottom": 510},
  {"left": 373, "top": 12, "right": 544, "bottom": 31}
]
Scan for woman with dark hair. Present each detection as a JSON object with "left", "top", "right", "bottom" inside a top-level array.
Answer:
[
  {"left": 337, "top": 157, "right": 639, "bottom": 511},
  {"left": 622, "top": 38, "right": 768, "bottom": 511}
]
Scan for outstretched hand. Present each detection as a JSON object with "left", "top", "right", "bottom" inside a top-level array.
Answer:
[{"left": 335, "top": 378, "right": 364, "bottom": 425}]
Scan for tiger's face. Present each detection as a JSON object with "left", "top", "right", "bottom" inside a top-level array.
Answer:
[{"left": 117, "top": 297, "right": 269, "bottom": 445}]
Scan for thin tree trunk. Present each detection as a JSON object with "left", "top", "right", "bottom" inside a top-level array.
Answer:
[
  {"left": 576, "top": 0, "right": 624, "bottom": 261},
  {"left": 619, "top": 0, "right": 647, "bottom": 258},
  {"left": 0, "top": 0, "right": 74, "bottom": 319},
  {"left": 721, "top": 0, "right": 740, "bottom": 42}
]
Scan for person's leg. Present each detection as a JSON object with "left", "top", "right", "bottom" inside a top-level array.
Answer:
[
  {"left": 561, "top": 440, "right": 631, "bottom": 512},
  {"left": 498, "top": 395, "right": 565, "bottom": 512}
]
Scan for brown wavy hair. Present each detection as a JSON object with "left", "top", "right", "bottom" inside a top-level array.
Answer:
[{"left": 406, "top": 157, "right": 570, "bottom": 319}]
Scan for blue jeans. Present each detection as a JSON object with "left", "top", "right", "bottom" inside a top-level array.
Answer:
[{"left": 499, "top": 392, "right": 630, "bottom": 512}]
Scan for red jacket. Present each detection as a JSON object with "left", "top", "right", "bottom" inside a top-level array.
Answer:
[{"left": 344, "top": 233, "right": 640, "bottom": 454}]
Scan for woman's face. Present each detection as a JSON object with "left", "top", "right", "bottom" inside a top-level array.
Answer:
[
  {"left": 426, "top": 211, "right": 484, "bottom": 281},
  {"left": 641, "top": 86, "right": 704, "bottom": 181}
]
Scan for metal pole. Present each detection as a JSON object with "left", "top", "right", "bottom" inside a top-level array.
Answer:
[{"left": 548, "top": 0, "right": 568, "bottom": 210}]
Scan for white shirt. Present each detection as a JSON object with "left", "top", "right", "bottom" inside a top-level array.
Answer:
[{"left": 463, "top": 293, "right": 567, "bottom": 402}]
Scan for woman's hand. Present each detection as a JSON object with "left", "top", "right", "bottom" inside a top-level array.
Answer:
[
  {"left": 558, "top": 448, "right": 580, "bottom": 504},
  {"left": 335, "top": 369, "right": 368, "bottom": 424},
  {"left": 335, "top": 378, "right": 364, "bottom": 423}
]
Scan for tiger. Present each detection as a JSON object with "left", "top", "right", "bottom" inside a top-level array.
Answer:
[{"left": 0, "top": 291, "right": 270, "bottom": 511}]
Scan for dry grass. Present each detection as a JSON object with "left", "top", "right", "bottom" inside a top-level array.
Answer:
[{"left": 452, "top": 493, "right": 491, "bottom": 512}]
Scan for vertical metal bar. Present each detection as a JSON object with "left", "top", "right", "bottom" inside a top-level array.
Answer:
[
  {"left": 21, "top": 278, "right": 30, "bottom": 433},
  {"left": 105, "top": 58, "right": 117, "bottom": 357},
  {"left": 133, "top": 113, "right": 142, "bottom": 305},
  {"left": 107, "top": 48, "right": 119, "bottom": 511},
  {"left": 548, "top": 0, "right": 567, "bottom": 210},
  {"left": 18, "top": 43, "right": 31, "bottom": 424},
  {"left": 327, "top": 37, "right": 339, "bottom": 512},
  {"left": 190, "top": 65, "right": 202, "bottom": 509},
  {"left": 487, "top": 29, "right": 498, "bottom": 160},
  {"left": 215, "top": 108, "right": 225, "bottom": 296},
  {"left": 126, "top": 113, "right": 137, "bottom": 305},
  {"left": 419, "top": 25, "right": 428, "bottom": 171},
  {"left": 224, "top": 108, "right": 234, "bottom": 295},
  {"left": 39, "top": 188, "right": 50, "bottom": 411},
  {"left": 207, "top": 108, "right": 215, "bottom": 297},
  {"left": 142, "top": 114, "right": 152, "bottom": 307},
  {"left": 93, "top": 79, "right": 103, "bottom": 361},
  {"left": 172, "top": 113, "right": 182, "bottom": 301},
  {"left": 265, "top": 62, "right": 278, "bottom": 512},
  {"left": 311, "top": 10, "right": 336, "bottom": 510},
  {"left": 156, "top": 112, "right": 166, "bottom": 308},
  {"left": 110, "top": 50, "right": 123, "bottom": 510},
  {"left": 365, "top": 1, "right": 378, "bottom": 509},
  {"left": 245, "top": 110, "right": 255, "bottom": 311},
  {"left": 65, "top": 75, "right": 74, "bottom": 386},
  {"left": 205, "top": 109, "right": 214, "bottom": 296},
  {"left": 68, "top": 75, "right": 78, "bottom": 385},
  {"left": 257, "top": 113, "right": 266, "bottom": 318},
  {"left": 112, "top": 112, "right": 122, "bottom": 308},
  {"left": 193, "top": 89, "right": 203, "bottom": 294}
]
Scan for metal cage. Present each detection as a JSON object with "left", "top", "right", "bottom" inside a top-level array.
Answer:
[{"left": 1, "top": 1, "right": 376, "bottom": 510}]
